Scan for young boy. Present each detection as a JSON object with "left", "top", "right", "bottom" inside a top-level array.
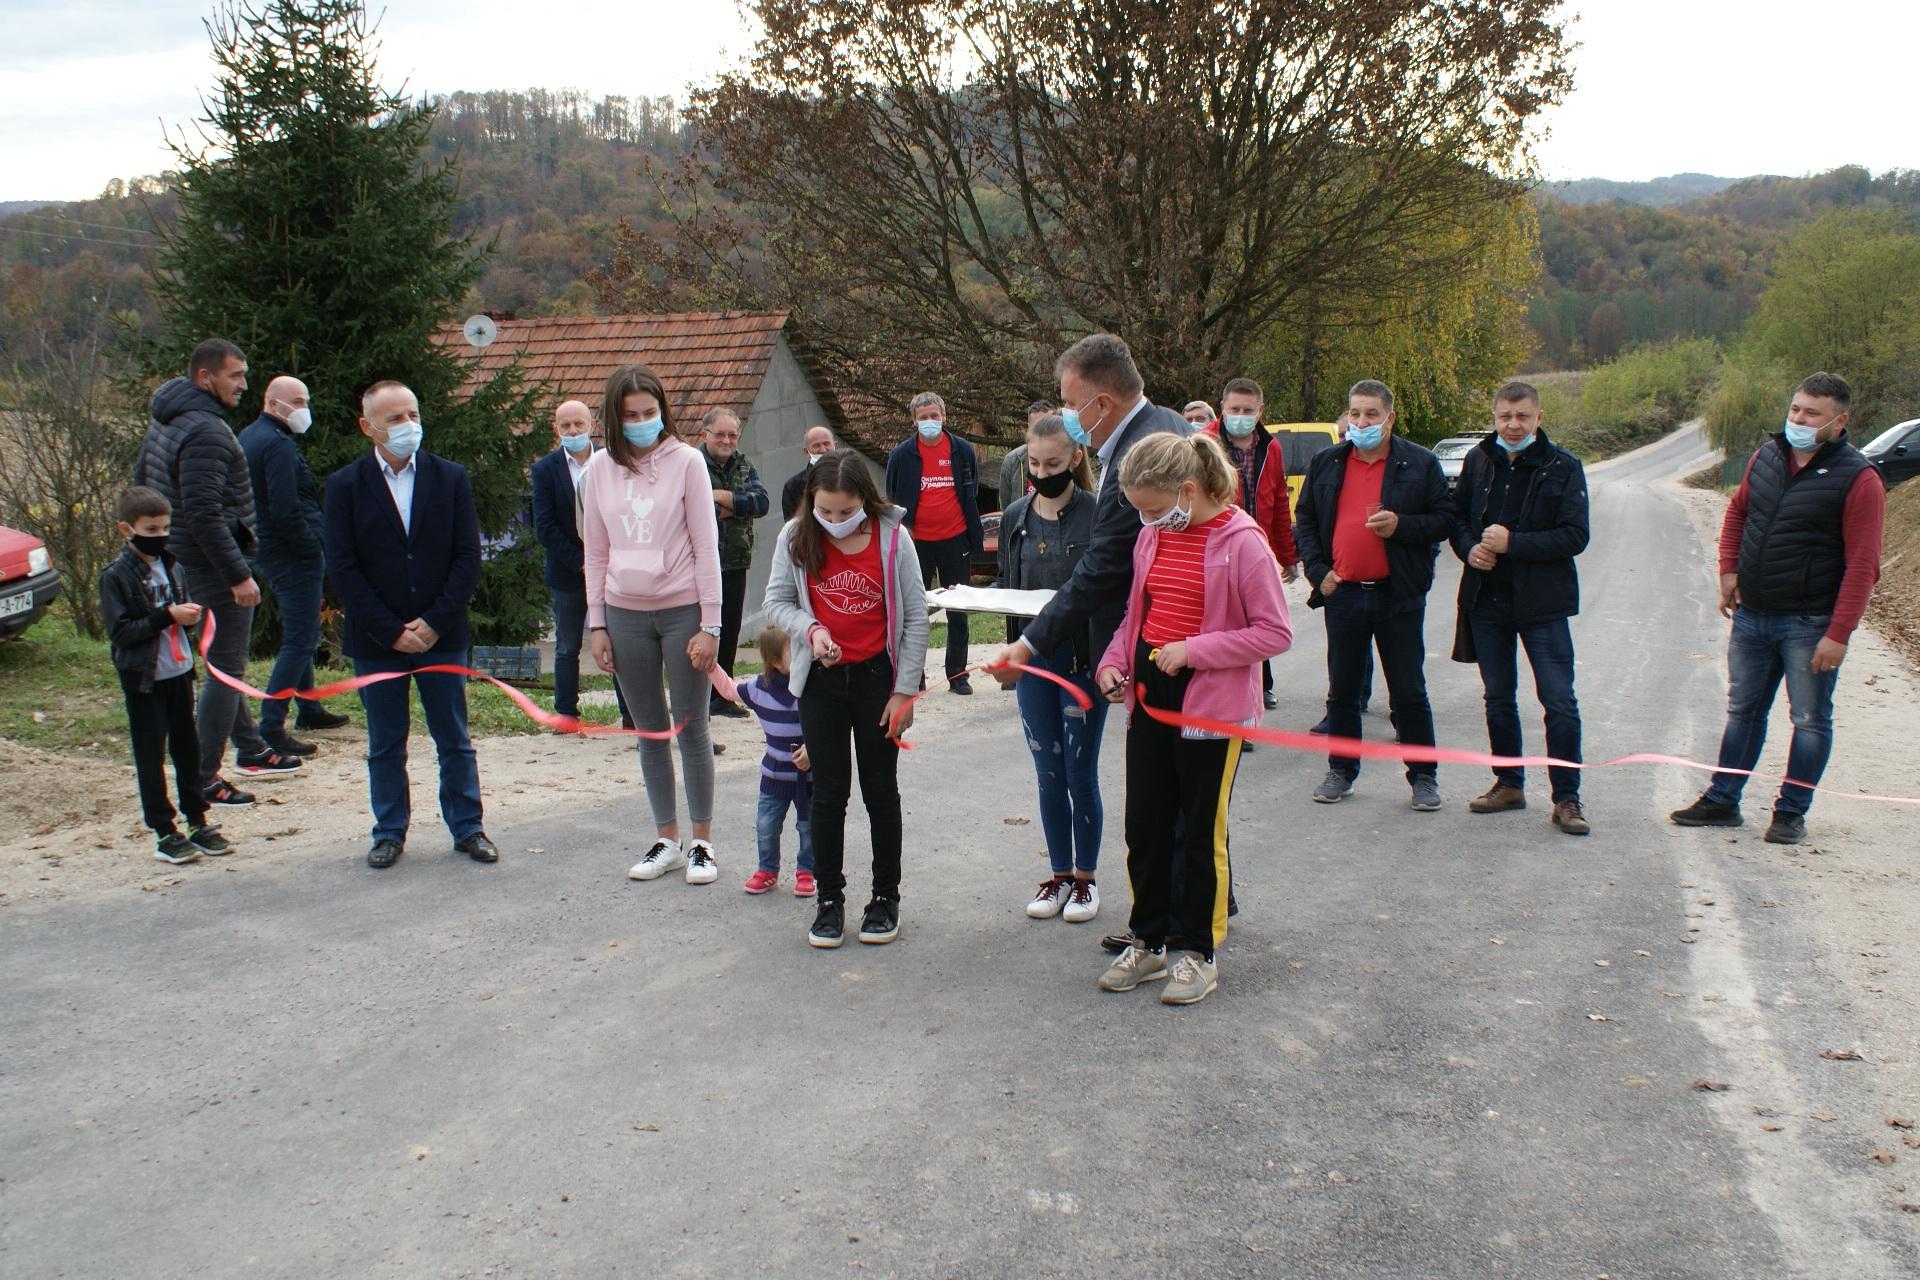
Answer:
[
  {"left": 707, "top": 625, "right": 815, "bottom": 897},
  {"left": 99, "top": 486, "right": 233, "bottom": 864}
]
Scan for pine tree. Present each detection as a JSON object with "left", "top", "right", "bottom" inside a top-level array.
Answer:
[{"left": 151, "top": 0, "right": 548, "bottom": 646}]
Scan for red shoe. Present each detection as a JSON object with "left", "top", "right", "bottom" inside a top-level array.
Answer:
[
  {"left": 794, "top": 871, "right": 816, "bottom": 898},
  {"left": 743, "top": 870, "right": 779, "bottom": 895}
]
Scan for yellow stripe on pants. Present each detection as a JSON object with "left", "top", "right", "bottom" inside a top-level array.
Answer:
[{"left": 1209, "top": 738, "right": 1243, "bottom": 950}]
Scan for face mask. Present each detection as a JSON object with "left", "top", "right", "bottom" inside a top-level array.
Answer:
[
  {"left": 814, "top": 508, "right": 867, "bottom": 539},
  {"left": 1347, "top": 423, "right": 1385, "bottom": 451},
  {"left": 1140, "top": 494, "right": 1193, "bottom": 533},
  {"left": 1497, "top": 432, "right": 1535, "bottom": 455},
  {"left": 1030, "top": 468, "right": 1074, "bottom": 499},
  {"left": 129, "top": 533, "right": 169, "bottom": 558},
  {"left": 382, "top": 420, "right": 423, "bottom": 459},
  {"left": 1782, "top": 415, "right": 1831, "bottom": 451},
  {"left": 807, "top": 453, "right": 823, "bottom": 467},
  {"left": 622, "top": 415, "right": 665, "bottom": 448},
  {"left": 1061, "top": 396, "right": 1100, "bottom": 447},
  {"left": 1223, "top": 413, "right": 1257, "bottom": 438},
  {"left": 284, "top": 406, "right": 312, "bottom": 435},
  {"left": 560, "top": 433, "right": 592, "bottom": 454},
  {"left": 916, "top": 419, "right": 944, "bottom": 442}
]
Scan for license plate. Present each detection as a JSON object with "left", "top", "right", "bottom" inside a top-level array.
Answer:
[{"left": 0, "top": 591, "right": 32, "bottom": 618}]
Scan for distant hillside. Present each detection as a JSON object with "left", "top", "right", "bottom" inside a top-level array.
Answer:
[
  {"left": 0, "top": 200, "right": 58, "bottom": 217},
  {"left": 1545, "top": 173, "right": 1737, "bottom": 207}
]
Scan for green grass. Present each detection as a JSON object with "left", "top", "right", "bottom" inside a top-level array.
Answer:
[{"left": 928, "top": 611, "right": 1007, "bottom": 652}]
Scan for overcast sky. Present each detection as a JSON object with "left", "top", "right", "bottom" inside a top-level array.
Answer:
[{"left": 1, "top": 0, "right": 1914, "bottom": 204}]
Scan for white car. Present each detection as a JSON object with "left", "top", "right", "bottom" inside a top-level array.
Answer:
[{"left": 1431, "top": 433, "right": 1491, "bottom": 490}]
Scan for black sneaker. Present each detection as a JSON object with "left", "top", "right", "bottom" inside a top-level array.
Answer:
[
  {"left": 1100, "top": 931, "right": 1137, "bottom": 954},
  {"left": 808, "top": 899, "right": 846, "bottom": 949},
  {"left": 1670, "top": 796, "right": 1742, "bottom": 827},
  {"left": 1263, "top": 689, "right": 1278, "bottom": 710},
  {"left": 262, "top": 729, "right": 318, "bottom": 757},
  {"left": 858, "top": 896, "right": 900, "bottom": 944},
  {"left": 154, "top": 833, "right": 201, "bottom": 865},
  {"left": 367, "top": 838, "right": 404, "bottom": 869},
  {"left": 949, "top": 675, "right": 973, "bottom": 696},
  {"left": 709, "top": 699, "right": 749, "bottom": 719},
  {"left": 187, "top": 825, "right": 232, "bottom": 855},
  {"left": 204, "top": 777, "right": 255, "bottom": 807},
  {"left": 233, "top": 750, "right": 304, "bottom": 776},
  {"left": 1764, "top": 811, "right": 1807, "bottom": 844},
  {"left": 294, "top": 708, "right": 351, "bottom": 731},
  {"left": 1309, "top": 714, "right": 1331, "bottom": 735}
]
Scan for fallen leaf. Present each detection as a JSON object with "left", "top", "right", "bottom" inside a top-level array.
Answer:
[
  {"left": 1586, "top": 1013, "right": 1614, "bottom": 1022},
  {"left": 1691, "top": 1080, "right": 1731, "bottom": 1092},
  {"left": 410, "top": 1147, "right": 429, "bottom": 1160},
  {"left": 1871, "top": 1151, "right": 1896, "bottom": 1165},
  {"left": 1811, "top": 1111, "right": 1838, "bottom": 1122},
  {"left": 1697, "top": 899, "right": 1716, "bottom": 906},
  {"left": 1001, "top": 817, "right": 1030, "bottom": 826},
  {"left": 1901, "top": 1203, "right": 1920, "bottom": 1214},
  {"left": 1327, "top": 1171, "right": 1349, "bottom": 1184},
  {"left": 1633, "top": 950, "right": 1651, "bottom": 957},
  {"left": 1594, "top": 960, "right": 1611, "bottom": 968},
  {"left": 1489, "top": 937, "right": 1507, "bottom": 946},
  {"left": 633, "top": 1123, "right": 660, "bottom": 1132},
  {"left": 526, "top": 847, "right": 545, "bottom": 854},
  {"left": 1888, "top": 1118, "right": 1915, "bottom": 1130},
  {"left": 1820, "top": 1049, "right": 1864, "bottom": 1062},
  {"left": 1679, "top": 936, "right": 1696, "bottom": 945},
  {"left": 1761, "top": 1124, "right": 1784, "bottom": 1133}
]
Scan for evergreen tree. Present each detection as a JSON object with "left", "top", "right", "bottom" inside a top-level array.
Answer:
[{"left": 150, "top": 0, "right": 548, "bottom": 647}]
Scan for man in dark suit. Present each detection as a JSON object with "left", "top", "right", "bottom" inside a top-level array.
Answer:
[
  {"left": 324, "top": 379, "right": 496, "bottom": 869},
  {"left": 1293, "top": 379, "right": 1452, "bottom": 813},
  {"left": 531, "top": 399, "right": 631, "bottom": 726},
  {"left": 987, "top": 333, "right": 1189, "bottom": 681},
  {"left": 779, "top": 425, "right": 838, "bottom": 521}
]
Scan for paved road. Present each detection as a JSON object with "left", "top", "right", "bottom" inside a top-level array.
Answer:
[{"left": 3, "top": 425, "right": 1913, "bottom": 1278}]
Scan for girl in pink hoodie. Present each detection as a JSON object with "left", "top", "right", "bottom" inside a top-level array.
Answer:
[{"left": 1093, "top": 432, "right": 1292, "bottom": 1006}]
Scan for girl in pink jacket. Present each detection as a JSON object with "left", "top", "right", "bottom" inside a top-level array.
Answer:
[{"left": 1093, "top": 432, "right": 1292, "bottom": 1006}]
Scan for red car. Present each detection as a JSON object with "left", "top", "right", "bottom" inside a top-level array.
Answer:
[{"left": 0, "top": 526, "right": 62, "bottom": 640}]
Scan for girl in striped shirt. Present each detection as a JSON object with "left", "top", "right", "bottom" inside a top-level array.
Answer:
[
  {"left": 1094, "top": 433, "right": 1292, "bottom": 1005},
  {"left": 709, "top": 625, "right": 815, "bottom": 898}
]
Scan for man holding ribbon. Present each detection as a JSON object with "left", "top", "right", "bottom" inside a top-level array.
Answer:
[
  {"left": 1448, "top": 381, "right": 1591, "bottom": 835},
  {"left": 324, "top": 380, "right": 495, "bottom": 870},
  {"left": 1670, "top": 371, "right": 1885, "bottom": 845}
]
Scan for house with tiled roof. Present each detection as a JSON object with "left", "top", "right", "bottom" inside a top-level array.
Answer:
[{"left": 436, "top": 310, "right": 862, "bottom": 626}]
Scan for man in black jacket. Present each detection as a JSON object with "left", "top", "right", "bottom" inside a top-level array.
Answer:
[
  {"left": 134, "top": 339, "right": 303, "bottom": 809},
  {"left": 886, "top": 393, "right": 986, "bottom": 693},
  {"left": 780, "top": 425, "right": 838, "bottom": 521},
  {"left": 240, "top": 374, "right": 350, "bottom": 757},
  {"left": 1293, "top": 379, "right": 1451, "bottom": 811},
  {"left": 988, "top": 333, "right": 1189, "bottom": 681},
  {"left": 1449, "top": 381, "right": 1592, "bottom": 835},
  {"left": 701, "top": 407, "right": 771, "bottom": 716}
]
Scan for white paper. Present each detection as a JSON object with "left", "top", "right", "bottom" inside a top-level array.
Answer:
[{"left": 926, "top": 584, "right": 1057, "bottom": 617}]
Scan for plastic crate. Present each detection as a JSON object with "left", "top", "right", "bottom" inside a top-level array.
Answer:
[{"left": 468, "top": 645, "right": 542, "bottom": 681}]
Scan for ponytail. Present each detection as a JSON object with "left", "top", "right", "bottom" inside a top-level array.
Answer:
[{"left": 1119, "top": 431, "right": 1237, "bottom": 505}]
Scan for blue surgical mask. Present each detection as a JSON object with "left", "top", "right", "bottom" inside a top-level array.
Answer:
[
  {"left": 382, "top": 420, "right": 423, "bottom": 459},
  {"left": 1497, "top": 432, "right": 1535, "bottom": 455},
  {"left": 1347, "top": 423, "right": 1385, "bottom": 451},
  {"left": 1223, "top": 413, "right": 1257, "bottom": 438},
  {"left": 1782, "top": 416, "right": 1822, "bottom": 451},
  {"left": 560, "top": 433, "right": 592, "bottom": 454},
  {"left": 1061, "top": 395, "right": 1101, "bottom": 447},
  {"left": 916, "top": 419, "right": 944, "bottom": 441},
  {"left": 622, "top": 415, "right": 665, "bottom": 447}
]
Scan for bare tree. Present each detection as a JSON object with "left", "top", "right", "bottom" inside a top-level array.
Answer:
[
  {"left": 652, "top": 0, "right": 1570, "bottom": 444},
  {"left": 0, "top": 310, "right": 142, "bottom": 638}
]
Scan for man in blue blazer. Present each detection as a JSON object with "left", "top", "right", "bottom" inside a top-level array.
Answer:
[
  {"left": 530, "top": 399, "right": 631, "bottom": 726},
  {"left": 324, "top": 379, "right": 496, "bottom": 869}
]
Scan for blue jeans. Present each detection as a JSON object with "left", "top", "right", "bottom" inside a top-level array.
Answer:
[
  {"left": 1016, "top": 647, "right": 1108, "bottom": 875},
  {"left": 256, "top": 553, "right": 327, "bottom": 734},
  {"left": 1323, "top": 587, "right": 1435, "bottom": 782},
  {"left": 1703, "top": 608, "right": 1838, "bottom": 816},
  {"left": 550, "top": 584, "right": 630, "bottom": 723},
  {"left": 1470, "top": 603, "right": 1582, "bottom": 801},
  {"left": 756, "top": 791, "right": 814, "bottom": 873},
  {"left": 354, "top": 649, "right": 484, "bottom": 844}
]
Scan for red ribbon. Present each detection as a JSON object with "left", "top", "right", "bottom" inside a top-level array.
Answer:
[{"left": 883, "top": 658, "right": 1093, "bottom": 749}]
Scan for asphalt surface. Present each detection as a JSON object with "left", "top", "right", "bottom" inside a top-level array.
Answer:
[{"left": 3, "top": 424, "right": 1915, "bottom": 1278}]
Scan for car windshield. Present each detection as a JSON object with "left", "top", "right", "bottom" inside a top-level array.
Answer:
[
  {"left": 1432, "top": 440, "right": 1475, "bottom": 459},
  {"left": 1862, "top": 420, "right": 1918, "bottom": 453}
]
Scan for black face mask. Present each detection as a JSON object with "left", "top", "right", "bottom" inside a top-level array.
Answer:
[
  {"left": 1029, "top": 469, "right": 1075, "bottom": 499},
  {"left": 129, "top": 533, "right": 169, "bottom": 558}
]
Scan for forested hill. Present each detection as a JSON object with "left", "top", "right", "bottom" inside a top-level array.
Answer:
[{"left": 1, "top": 89, "right": 1914, "bottom": 373}]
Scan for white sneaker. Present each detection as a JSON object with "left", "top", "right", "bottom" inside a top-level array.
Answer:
[
  {"left": 1026, "top": 876, "right": 1071, "bottom": 918},
  {"left": 685, "top": 839, "right": 718, "bottom": 884},
  {"left": 1062, "top": 879, "right": 1100, "bottom": 923},
  {"left": 628, "top": 838, "right": 684, "bottom": 880}
]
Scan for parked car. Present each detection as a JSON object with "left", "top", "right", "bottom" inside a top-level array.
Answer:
[
  {"left": 1862, "top": 417, "right": 1920, "bottom": 489},
  {"left": 1266, "top": 422, "right": 1342, "bottom": 507},
  {"left": 1431, "top": 431, "right": 1493, "bottom": 491},
  {"left": 0, "top": 526, "right": 62, "bottom": 640}
]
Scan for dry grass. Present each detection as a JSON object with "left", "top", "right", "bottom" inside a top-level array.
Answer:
[{"left": 1868, "top": 480, "right": 1920, "bottom": 664}]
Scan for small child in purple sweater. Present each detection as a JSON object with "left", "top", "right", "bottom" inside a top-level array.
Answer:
[{"left": 709, "top": 625, "right": 815, "bottom": 896}]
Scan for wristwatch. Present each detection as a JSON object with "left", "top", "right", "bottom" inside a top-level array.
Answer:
[{"left": 701, "top": 625, "right": 722, "bottom": 638}]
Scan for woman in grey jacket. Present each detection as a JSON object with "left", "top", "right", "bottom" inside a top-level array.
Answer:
[{"left": 763, "top": 451, "right": 929, "bottom": 949}]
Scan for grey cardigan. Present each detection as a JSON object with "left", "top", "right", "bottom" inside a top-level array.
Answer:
[{"left": 762, "top": 507, "right": 929, "bottom": 697}]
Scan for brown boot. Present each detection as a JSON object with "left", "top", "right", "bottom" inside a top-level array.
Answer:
[
  {"left": 1468, "top": 782, "right": 1526, "bottom": 813},
  {"left": 1551, "top": 798, "right": 1592, "bottom": 836}
]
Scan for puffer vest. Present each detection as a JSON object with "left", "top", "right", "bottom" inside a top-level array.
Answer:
[{"left": 1735, "top": 433, "right": 1870, "bottom": 616}]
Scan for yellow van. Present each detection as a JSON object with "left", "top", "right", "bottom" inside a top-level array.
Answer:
[{"left": 1265, "top": 422, "right": 1341, "bottom": 508}]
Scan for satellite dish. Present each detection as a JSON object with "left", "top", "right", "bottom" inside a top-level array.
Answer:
[{"left": 462, "top": 314, "right": 498, "bottom": 349}]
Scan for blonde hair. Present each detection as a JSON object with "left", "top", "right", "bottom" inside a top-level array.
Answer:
[{"left": 1118, "top": 431, "right": 1236, "bottom": 505}]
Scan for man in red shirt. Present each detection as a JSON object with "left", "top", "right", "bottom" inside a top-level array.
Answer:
[
  {"left": 1670, "top": 371, "right": 1886, "bottom": 845},
  {"left": 884, "top": 391, "right": 984, "bottom": 693},
  {"left": 1291, "top": 380, "right": 1452, "bottom": 811}
]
